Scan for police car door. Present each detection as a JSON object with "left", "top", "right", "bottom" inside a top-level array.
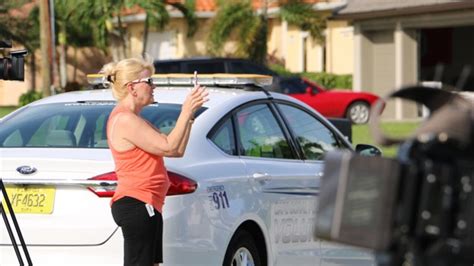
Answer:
[
  {"left": 276, "top": 102, "right": 375, "bottom": 265},
  {"left": 235, "top": 102, "right": 321, "bottom": 266}
]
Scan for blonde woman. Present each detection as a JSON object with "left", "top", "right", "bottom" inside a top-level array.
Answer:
[{"left": 102, "top": 58, "right": 208, "bottom": 266}]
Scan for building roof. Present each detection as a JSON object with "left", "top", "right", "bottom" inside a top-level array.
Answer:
[
  {"left": 124, "top": 0, "right": 325, "bottom": 14},
  {"left": 119, "top": 0, "right": 339, "bottom": 22},
  {"left": 336, "top": 0, "right": 474, "bottom": 20}
]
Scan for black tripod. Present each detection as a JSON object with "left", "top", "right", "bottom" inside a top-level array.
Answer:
[{"left": 0, "top": 179, "right": 33, "bottom": 265}]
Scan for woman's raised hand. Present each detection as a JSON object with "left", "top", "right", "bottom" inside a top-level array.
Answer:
[{"left": 182, "top": 84, "right": 209, "bottom": 118}]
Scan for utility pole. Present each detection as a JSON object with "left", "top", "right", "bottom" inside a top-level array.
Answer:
[{"left": 39, "top": 0, "right": 52, "bottom": 97}]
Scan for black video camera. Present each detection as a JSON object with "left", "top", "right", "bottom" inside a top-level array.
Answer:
[
  {"left": 0, "top": 40, "right": 28, "bottom": 81},
  {"left": 315, "top": 86, "right": 474, "bottom": 266}
]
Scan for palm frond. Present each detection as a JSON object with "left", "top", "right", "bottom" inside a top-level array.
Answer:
[
  {"left": 246, "top": 16, "right": 268, "bottom": 64},
  {"left": 207, "top": 1, "right": 255, "bottom": 55},
  {"left": 135, "top": 1, "right": 169, "bottom": 30},
  {"left": 280, "top": 1, "right": 326, "bottom": 42},
  {"left": 168, "top": 1, "right": 197, "bottom": 37},
  {"left": 235, "top": 14, "right": 260, "bottom": 57}
]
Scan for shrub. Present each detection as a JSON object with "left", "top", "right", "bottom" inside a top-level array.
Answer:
[
  {"left": 268, "top": 63, "right": 293, "bottom": 77},
  {"left": 268, "top": 63, "right": 353, "bottom": 90},
  {"left": 301, "top": 72, "right": 352, "bottom": 90},
  {"left": 19, "top": 90, "right": 43, "bottom": 106}
]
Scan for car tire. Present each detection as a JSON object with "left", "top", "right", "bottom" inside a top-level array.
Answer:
[
  {"left": 346, "top": 101, "right": 370, "bottom": 124},
  {"left": 223, "top": 230, "right": 261, "bottom": 266}
]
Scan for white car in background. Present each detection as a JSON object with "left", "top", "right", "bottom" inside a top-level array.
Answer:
[{"left": 0, "top": 74, "right": 377, "bottom": 266}]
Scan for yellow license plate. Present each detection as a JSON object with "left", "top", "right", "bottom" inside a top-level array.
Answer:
[{"left": 4, "top": 186, "right": 56, "bottom": 214}]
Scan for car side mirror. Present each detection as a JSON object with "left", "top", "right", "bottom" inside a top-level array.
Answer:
[
  {"left": 355, "top": 144, "right": 382, "bottom": 156},
  {"left": 306, "top": 87, "right": 315, "bottom": 95}
]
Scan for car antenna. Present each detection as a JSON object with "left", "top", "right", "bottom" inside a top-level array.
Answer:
[{"left": 242, "top": 83, "right": 273, "bottom": 98}]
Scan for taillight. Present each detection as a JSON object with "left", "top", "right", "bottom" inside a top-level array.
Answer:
[
  {"left": 87, "top": 171, "right": 197, "bottom": 197},
  {"left": 88, "top": 172, "right": 117, "bottom": 197},
  {"left": 167, "top": 171, "right": 198, "bottom": 196}
]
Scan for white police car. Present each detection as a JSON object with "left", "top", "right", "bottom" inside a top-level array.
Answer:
[{"left": 0, "top": 74, "right": 376, "bottom": 265}]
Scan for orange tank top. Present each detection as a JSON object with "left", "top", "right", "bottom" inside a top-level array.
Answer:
[{"left": 107, "top": 105, "right": 170, "bottom": 213}]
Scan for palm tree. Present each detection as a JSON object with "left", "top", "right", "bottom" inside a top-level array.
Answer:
[
  {"left": 54, "top": 0, "right": 95, "bottom": 89},
  {"left": 74, "top": 0, "right": 197, "bottom": 61},
  {"left": 279, "top": 1, "right": 326, "bottom": 42},
  {"left": 141, "top": 0, "right": 197, "bottom": 57},
  {"left": 207, "top": 0, "right": 267, "bottom": 63},
  {"left": 207, "top": 0, "right": 325, "bottom": 65}
]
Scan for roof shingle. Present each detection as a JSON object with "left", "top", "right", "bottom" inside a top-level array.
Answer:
[{"left": 338, "top": 0, "right": 472, "bottom": 15}]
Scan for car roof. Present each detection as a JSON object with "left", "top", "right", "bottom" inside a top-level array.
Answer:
[{"left": 28, "top": 87, "right": 295, "bottom": 109}]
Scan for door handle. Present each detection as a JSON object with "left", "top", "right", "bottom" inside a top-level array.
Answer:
[{"left": 253, "top": 172, "right": 272, "bottom": 182}]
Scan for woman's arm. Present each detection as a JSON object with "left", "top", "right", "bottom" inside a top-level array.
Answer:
[
  {"left": 116, "top": 86, "right": 207, "bottom": 156},
  {"left": 162, "top": 119, "right": 192, "bottom": 157}
]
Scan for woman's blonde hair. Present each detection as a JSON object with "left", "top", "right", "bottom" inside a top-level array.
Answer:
[{"left": 101, "top": 58, "right": 155, "bottom": 100}]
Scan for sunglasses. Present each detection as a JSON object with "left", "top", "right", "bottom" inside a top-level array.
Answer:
[{"left": 126, "top": 77, "right": 154, "bottom": 86}]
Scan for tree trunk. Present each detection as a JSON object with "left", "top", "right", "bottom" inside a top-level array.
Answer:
[
  {"left": 117, "top": 16, "right": 128, "bottom": 59},
  {"left": 142, "top": 13, "right": 149, "bottom": 58},
  {"left": 29, "top": 51, "right": 36, "bottom": 92},
  {"left": 73, "top": 46, "right": 78, "bottom": 82},
  {"left": 39, "top": 0, "right": 52, "bottom": 96},
  {"left": 58, "top": 26, "right": 68, "bottom": 89}
]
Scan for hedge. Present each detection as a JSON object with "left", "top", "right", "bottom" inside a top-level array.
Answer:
[
  {"left": 19, "top": 91, "right": 43, "bottom": 106},
  {"left": 300, "top": 72, "right": 352, "bottom": 90},
  {"left": 269, "top": 64, "right": 352, "bottom": 90}
]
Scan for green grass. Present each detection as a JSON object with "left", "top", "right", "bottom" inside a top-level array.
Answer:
[
  {"left": 352, "top": 121, "right": 420, "bottom": 158},
  {"left": 0, "top": 106, "right": 17, "bottom": 118}
]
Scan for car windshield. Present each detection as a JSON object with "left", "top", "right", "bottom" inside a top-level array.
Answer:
[{"left": 0, "top": 102, "right": 206, "bottom": 148}]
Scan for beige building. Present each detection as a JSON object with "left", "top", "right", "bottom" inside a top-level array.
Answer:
[
  {"left": 1, "top": 0, "right": 351, "bottom": 106},
  {"left": 335, "top": 0, "right": 474, "bottom": 120},
  {"left": 122, "top": 0, "right": 347, "bottom": 73}
]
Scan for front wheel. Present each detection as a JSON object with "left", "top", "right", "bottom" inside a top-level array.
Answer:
[
  {"left": 223, "top": 230, "right": 261, "bottom": 266},
  {"left": 346, "top": 101, "right": 370, "bottom": 124}
]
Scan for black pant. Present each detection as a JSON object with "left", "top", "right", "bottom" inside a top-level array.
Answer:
[{"left": 111, "top": 196, "right": 163, "bottom": 266}]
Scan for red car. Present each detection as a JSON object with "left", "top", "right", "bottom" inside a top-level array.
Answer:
[{"left": 279, "top": 77, "right": 380, "bottom": 124}]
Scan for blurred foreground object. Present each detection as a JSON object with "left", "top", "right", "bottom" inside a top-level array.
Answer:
[{"left": 316, "top": 86, "right": 474, "bottom": 266}]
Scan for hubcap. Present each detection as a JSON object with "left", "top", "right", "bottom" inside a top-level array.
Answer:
[
  {"left": 350, "top": 104, "right": 369, "bottom": 124},
  {"left": 231, "top": 247, "right": 255, "bottom": 266}
]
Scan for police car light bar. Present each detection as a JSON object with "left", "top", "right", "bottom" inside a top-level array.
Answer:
[{"left": 86, "top": 73, "right": 273, "bottom": 87}]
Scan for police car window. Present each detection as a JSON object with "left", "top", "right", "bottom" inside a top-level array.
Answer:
[
  {"left": 93, "top": 112, "right": 109, "bottom": 148},
  {"left": 185, "top": 62, "right": 225, "bottom": 74},
  {"left": 0, "top": 103, "right": 207, "bottom": 148},
  {"left": 0, "top": 103, "right": 116, "bottom": 148},
  {"left": 229, "top": 62, "right": 274, "bottom": 75},
  {"left": 277, "top": 103, "right": 340, "bottom": 160},
  {"left": 236, "top": 104, "right": 294, "bottom": 159},
  {"left": 141, "top": 105, "right": 207, "bottom": 135},
  {"left": 210, "top": 118, "right": 236, "bottom": 155}
]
